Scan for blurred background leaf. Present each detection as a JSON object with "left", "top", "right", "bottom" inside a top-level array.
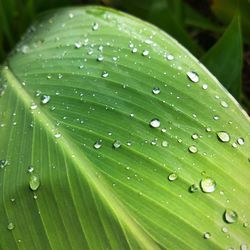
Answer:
[{"left": 202, "top": 16, "right": 242, "bottom": 101}]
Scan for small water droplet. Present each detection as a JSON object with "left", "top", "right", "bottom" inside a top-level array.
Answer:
[
  {"left": 237, "top": 137, "right": 245, "bottom": 145},
  {"left": 200, "top": 177, "right": 216, "bottom": 193},
  {"left": 29, "top": 174, "right": 40, "bottom": 191},
  {"left": 221, "top": 227, "right": 228, "bottom": 233},
  {"left": 187, "top": 71, "right": 199, "bottom": 83},
  {"left": 113, "top": 140, "right": 121, "bottom": 149},
  {"left": 243, "top": 222, "right": 248, "bottom": 228},
  {"left": 203, "top": 232, "right": 211, "bottom": 239},
  {"left": 41, "top": 95, "right": 51, "bottom": 105},
  {"left": 27, "top": 165, "right": 34, "bottom": 173},
  {"left": 220, "top": 100, "right": 229, "bottom": 108},
  {"left": 131, "top": 47, "right": 137, "bottom": 53},
  {"left": 101, "top": 71, "right": 109, "bottom": 78},
  {"left": 213, "top": 115, "right": 220, "bottom": 120},
  {"left": 7, "top": 222, "right": 15, "bottom": 230},
  {"left": 149, "top": 118, "right": 160, "bottom": 128},
  {"left": 142, "top": 50, "right": 149, "bottom": 56},
  {"left": 217, "top": 131, "right": 230, "bottom": 143},
  {"left": 224, "top": 209, "right": 238, "bottom": 224},
  {"left": 168, "top": 173, "right": 177, "bottom": 181},
  {"left": 54, "top": 132, "right": 61, "bottom": 139},
  {"left": 30, "top": 103, "right": 38, "bottom": 110},
  {"left": 191, "top": 133, "right": 199, "bottom": 140},
  {"left": 202, "top": 84, "right": 208, "bottom": 90},
  {"left": 74, "top": 41, "right": 82, "bottom": 49},
  {"left": 188, "top": 145, "right": 198, "bottom": 154},
  {"left": 240, "top": 244, "right": 248, "bottom": 250},
  {"left": 0, "top": 159, "right": 8, "bottom": 169},
  {"left": 93, "top": 140, "right": 102, "bottom": 149},
  {"left": 166, "top": 54, "right": 174, "bottom": 61},
  {"left": 97, "top": 55, "right": 104, "bottom": 62},
  {"left": 152, "top": 87, "right": 160, "bottom": 95},
  {"left": 161, "top": 141, "right": 168, "bottom": 147},
  {"left": 92, "top": 22, "right": 99, "bottom": 31},
  {"left": 189, "top": 184, "right": 199, "bottom": 193}
]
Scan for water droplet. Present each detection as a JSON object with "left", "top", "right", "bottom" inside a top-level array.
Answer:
[
  {"left": 74, "top": 41, "right": 82, "bottom": 49},
  {"left": 27, "top": 165, "right": 34, "bottom": 173},
  {"left": 54, "top": 132, "right": 61, "bottom": 139},
  {"left": 30, "top": 103, "right": 38, "bottom": 110},
  {"left": 152, "top": 87, "right": 160, "bottom": 95},
  {"left": 166, "top": 54, "right": 174, "bottom": 61},
  {"left": 93, "top": 140, "right": 102, "bottom": 149},
  {"left": 101, "top": 71, "right": 109, "bottom": 78},
  {"left": 243, "top": 222, "right": 248, "bottom": 228},
  {"left": 200, "top": 177, "right": 216, "bottom": 193},
  {"left": 131, "top": 47, "right": 137, "bottom": 53},
  {"left": 113, "top": 140, "right": 121, "bottom": 149},
  {"left": 161, "top": 128, "right": 167, "bottom": 133},
  {"left": 202, "top": 84, "right": 208, "bottom": 90},
  {"left": 221, "top": 227, "right": 228, "bottom": 233},
  {"left": 149, "top": 118, "right": 160, "bottom": 128},
  {"left": 213, "top": 115, "right": 220, "bottom": 120},
  {"left": 7, "top": 222, "right": 15, "bottom": 230},
  {"left": 191, "top": 133, "right": 199, "bottom": 140},
  {"left": 189, "top": 184, "right": 199, "bottom": 193},
  {"left": 240, "top": 244, "right": 248, "bottom": 250},
  {"left": 161, "top": 141, "right": 168, "bottom": 147},
  {"left": 217, "top": 131, "right": 230, "bottom": 143},
  {"left": 203, "top": 232, "right": 211, "bottom": 239},
  {"left": 224, "top": 209, "right": 238, "bottom": 224},
  {"left": 92, "top": 22, "right": 99, "bottom": 31},
  {"left": 97, "top": 55, "right": 104, "bottom": 62},
  {"left": 237, "top": 137, "right": 245, "bottom": 145},
  {"left": 58, "top": 74, "right": 63, "bottom": 79},
  {"left": 0, "top": 159, "right": 8, "bottom": 169},
  {"left": 188, "top": 145, "right": 198, "bottom": 154},
  {"left": 187, "top": 71, "right": 199, "bottom": 83},
  {"left": 29, "top": 174, "right": 40, "bottom": 191},
  {"left": 41, "top": 95, "right": 51, "bottom": 105},
  {"left": 142, "top": 50, "right": 149, "bottom": 56},
  {"left": 168, "top": 173, "right": 177, "bottom": 181},
  {"left": 220, "top": 100, "right": 229, "bottom": 108}
]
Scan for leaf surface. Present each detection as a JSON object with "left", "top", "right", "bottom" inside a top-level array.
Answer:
[{"left": 0, "top": 6, "right": 250, "bottom": 250}]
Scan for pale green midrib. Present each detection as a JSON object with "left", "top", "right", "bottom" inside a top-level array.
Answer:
[{"left": 2, "top": 66, "right": 161, "bottom": 250}]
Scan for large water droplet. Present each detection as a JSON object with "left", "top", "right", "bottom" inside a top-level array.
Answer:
[
  {"left": 7, "top": 222, "right": 15, "bottom": 231},
  {"left": 149, "top": 118, "right": 160, "bottom": 128},
  {"left": 187, "top": 71, "right": 199, "bottom": 83},
  {"left": 29, "top": 175, "right": 40, "bottom": 191},
  {"left": 93, "top": 140, "right": 102, "bottom": 149},
  {"left": 217, "top": 131, "right": 230, "bottom": 143},
  {"left": 41, "top": 95, "right": 51, "bottom": 105},
  {"left": 200, "top": 177, "right": 216, "bottom": 193},
  {"left": 224, "top": 209, "right": 238, "bottom": 224}
]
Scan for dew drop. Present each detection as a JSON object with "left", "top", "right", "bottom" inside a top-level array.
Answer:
[
  {"left": 220, "top": 100, "right": 229, "bottom": 108},
  {"left": 29, "top": 174, "right": 40, "bottom": 191},
  {"left": 168, "top": 173, "right": 178, "bottom": 181},
  {"left": 217, "top": 131, "right": 230, "bottom": 143},
  {"left": 187, "top": 71, "right": 199, "bottom": 83},
  {"left": 41, "top": 95, "right": 51, "bottom": 105},
  {"left": 188, "top": 145, "right": 198, "bottom": 154},
  {"left": 93, "top": 140, "right": 102, "bottom": 149},
  {"left": 200, "top": 177, "right": 216, "bottom": 193},
  {"left": 54, "top": 132, "right": 61, "bottom": 139},
  {"left": 97, "top": 55, "right": 104, "bottom": 62},
  {"left": 92, "top": 22, "right": 99, "bottom": 31},
  {"left": 27, "top": 165, "right": 34, "bottom": 173},
  {"left": 203, "top": 232, "right": 211, "bottom": 239},
  {"left": 161, "top": 141, "right": 168, "bottom": 147},
  {"left": 166, "top": 54, "right": 174, "bottom": 61},
  {"left": 142, "top": 50, "right": 149, "bottom": 56},
  {"left": 202, "top": 84, "right": 208, "bottom": 90},
  {"left": 30, "top": 103, "right": 38, "bottom": 110},
  {"left": 101, "top": 71, "right": 109, "bottom": 78},
  {"left": 191, "top": 133, "right": 199, "bottom": 140},
  {"left": 224, "top": 209, "right": 238, "bottom": 224},
  {"left": 189, "top": 184, "right": 199, "bottom": 193},
  {"left": 237, "top": 137, "right": 245, "bottom": 145},
  {"left": 240, "top": 244, "right": 248, "bottom": 250},
  {"left": 113, "top": 140, "right": 121, "bottom": 149},
  {"left": 149, "top": 118, "right": 160, "bottom": 128},
  {"left": 152, "top": 87, "right": 160, "bottom": 95},
  {"left": 0, "top": 159, "right": 8, "bottom": 169},
  {"left": 221, "top": 227, "right": 228, "bottom": 233},
  {"left": 74, "top": 41, "right": 82, "bottom": 49},
  {"left": 7, "top": 222, "right": 15, "bottom": 231}
]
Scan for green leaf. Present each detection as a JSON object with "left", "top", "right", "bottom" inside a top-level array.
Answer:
[
  {"left": 211, "top": 0, "right": 250, "bottom": 44},
  {"left": 201, "top": 16, "right": 242, "bottom": 100},
  {"left": 0, "top": 6, "right": 250, "bottom": 249}
]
